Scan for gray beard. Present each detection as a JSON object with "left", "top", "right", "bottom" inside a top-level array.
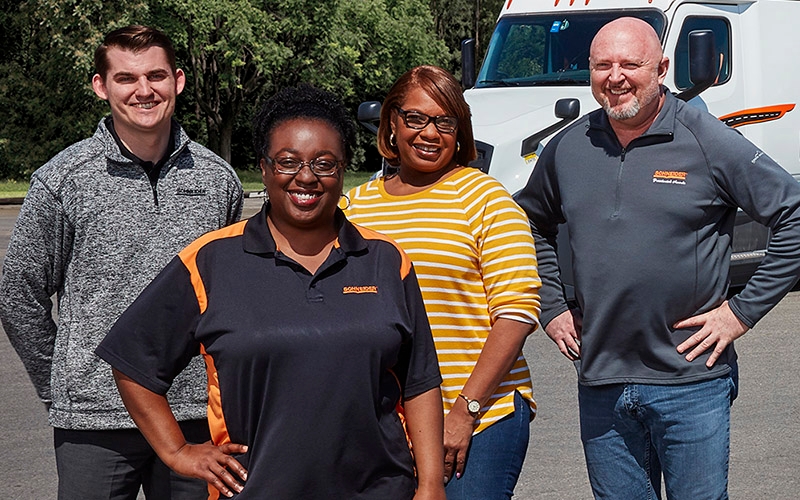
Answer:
[
  {"left": 603, "top": 97, "right": 641, "bottom": 120},
  {"left": 602, "top": 83, "right": 663, "bottom": 121}
]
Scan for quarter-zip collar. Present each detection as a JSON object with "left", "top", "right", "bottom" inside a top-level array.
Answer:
[
  {"left": 100, "top": 115, "right": 190, "bottom": 169},
  {"left": 588, "top": 87, "right": 678, "bottom": 148},
  {"left": 100, "top": 116, "right": 190, "bottom": 206}
]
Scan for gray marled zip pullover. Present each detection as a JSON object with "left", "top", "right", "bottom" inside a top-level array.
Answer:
[{"left": 0, "top": 117, "right": 243, "bottom": 430}]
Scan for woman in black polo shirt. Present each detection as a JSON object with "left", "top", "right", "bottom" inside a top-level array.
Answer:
[{"left": 97, "top": 85, "right": 445, "bottom": 500}]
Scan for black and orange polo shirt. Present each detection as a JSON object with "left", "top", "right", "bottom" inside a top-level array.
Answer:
[{"left": 97, "top": 205, "right": 442, "bottom": 499}]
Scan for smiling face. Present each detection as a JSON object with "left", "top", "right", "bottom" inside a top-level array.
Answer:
[
  {"left": 91, "top": 46, "right": 185, "bottom": 141},
  {"left": 390, "top": 87, "right": 458, "bottom": 182},
  {"left": 589, "top": 18, "right": 668, "bottom": 127},
  {"left": 260, "top": 118, "right": 345, "bottom": 233}
]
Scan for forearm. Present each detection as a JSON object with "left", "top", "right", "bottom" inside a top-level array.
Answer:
[
  {"left": 113, "top": 369, "right": 188, "bottom": 464},
  {"left": 0, "top": 263, "right": 58, "bottom": 403},
  {"left": 1, "top": 315, "right": 56, "bottom": 403},
  {"left": 532, "top": 230, "right": 571, "bottom": 326},
  {"left": 458, "top": 318, "right": 533, "bottom": 408},
  {"left": 114, "top": 369, "right": 248, "bottom": 496},
  {"left": 404, "top": 387, "right": 445, "bottom": 492},
  {"left": 730, "top": 217, "right": 800, "bottom": 327}
]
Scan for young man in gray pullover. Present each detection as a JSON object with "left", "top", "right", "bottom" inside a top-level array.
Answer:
[
  {"left": 0, "top": 25, "right": 242, "bottom": 498},
  {"left": 516, "top": 17, "right": 800, "bottom": 500}
]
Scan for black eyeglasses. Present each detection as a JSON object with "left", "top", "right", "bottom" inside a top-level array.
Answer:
[
  {"left": 265, "top": 156, "right": 342, "bottom": 177},
  {"left": 395, "top": 107, "right": 458, "bottom": 134}
]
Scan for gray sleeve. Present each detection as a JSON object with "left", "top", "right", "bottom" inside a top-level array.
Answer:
[
  {"left": 0, "top": 177, "right": 70, "bottom": 403},
  {"left": 228, "top": 175, "right": 244, "bottom": 224},
  {"left": 706, "top": 127, "right": 800, "bottom": 327},
  {"left": 515, "top": 139, "right": 571, "bottom": 328}
]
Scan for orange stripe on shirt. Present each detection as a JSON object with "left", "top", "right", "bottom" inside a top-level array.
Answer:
[
  {"left": 200, "top": 344, "right": 230, "bottom": 447},
  {"left": 178, "top": 221, "right": 247, "bottom": 314},
  {"left": 179, "top": 223, "right": 246, "bottom": 500},
  {"left": 200, "top": 344, "right": 226, "bottom": 500},
  {"left": 349, "top": 224, "right": 413, "bottom": 279}
]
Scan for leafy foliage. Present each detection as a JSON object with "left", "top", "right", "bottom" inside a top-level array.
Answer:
[
  {"left": 429, "top": 0, "right": 504, "bottom": 76},
  {"left": 0, "top": 0, "right": 139, "bottom": 179},
  {"left": 0, "top": 0, "right": 502, "bottom": 179},
  {"left": 496, "top": 24, "right": 545, "bottom": 78}
]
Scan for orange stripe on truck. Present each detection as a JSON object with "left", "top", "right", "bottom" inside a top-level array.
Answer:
[{"left": 719, "top": 104, "right": 795, "bottom": 128}]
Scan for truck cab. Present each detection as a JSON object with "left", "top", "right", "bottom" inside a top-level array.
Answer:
[{"left": 464, "top": 0, "right": 799, "bottom": 285}]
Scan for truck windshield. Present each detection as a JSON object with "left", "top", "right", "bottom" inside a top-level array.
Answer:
[{"left": 476, "top": 10, "right": 666, "bottom": 88}]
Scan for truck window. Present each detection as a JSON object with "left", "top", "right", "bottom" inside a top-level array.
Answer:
[
  {"left": 674, "top": 17, "right": 731, "bottom": 89},
  {"left": 475, "top": 10, "right": 666, "bottom": 88}
]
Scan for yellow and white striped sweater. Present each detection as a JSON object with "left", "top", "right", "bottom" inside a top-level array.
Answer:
[{"left": 345, "top": 167, "right": 541, "bottom": 433}]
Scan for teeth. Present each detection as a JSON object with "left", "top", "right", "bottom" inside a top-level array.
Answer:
[
  {"left": 610, "top": 89, "right": 629, "bottom": 95},
  {"left": 293, "top": 192, "right": 319, "bottom": 201},
  {"left": 415, "top": 145, "right": 439, "bottom": 152},
  {"left": 134, "top": 102, "right": 157, "bottom": 109}
]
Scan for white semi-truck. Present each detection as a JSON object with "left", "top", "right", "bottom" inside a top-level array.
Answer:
[
  {"left": 459, "top": 0, "right": 799, "bottom": 286},
  {"left": 359, "top": 0, "right": 799, "bottom": 286}
]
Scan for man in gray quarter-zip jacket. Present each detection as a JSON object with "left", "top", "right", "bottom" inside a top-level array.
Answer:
[
  {"left": 0, "top": 26, "right": 242, "bottom": 499},
  {"left": 516, "top": 17, "right": 800, "bottom": 500}
]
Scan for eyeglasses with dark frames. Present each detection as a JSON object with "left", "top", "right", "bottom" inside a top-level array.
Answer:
[
  {"left": 395, "top": 107, "right": 458, "bottom": 134},
  {"left": 264, "top": 156, "right": 343, "bottom": 177}
]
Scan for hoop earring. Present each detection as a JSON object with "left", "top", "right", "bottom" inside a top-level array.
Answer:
[
  {"left": 456, "top": 141, "right": 461, "bottom": 153},
  {"left": 389, "top": 133, "right": 397, "bottom": 147},
  {"left": 339, "top": 193, "right": 351, "bottom": 210}
]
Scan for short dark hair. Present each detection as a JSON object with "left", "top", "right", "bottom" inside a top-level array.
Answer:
[
  {"left": 378, "top": 65, "right": 476, "bottom": 167},
  {"left": 253, "top": 84, "right": 357, "bottom": 165},
  {"left": 94, "top": 25, "right": 177, "bottom": 79}
]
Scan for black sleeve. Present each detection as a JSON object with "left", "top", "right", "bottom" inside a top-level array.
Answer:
[
  {"left": 95, "top": 256, "right": 202, "bottom": 395},
  {"left": 396, "top": 265, "right": 442, "bottom": 399}
]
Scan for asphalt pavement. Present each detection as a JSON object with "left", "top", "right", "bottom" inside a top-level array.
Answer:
[{"left": 1, "top": 199, "right": 798, "bottom": 499}]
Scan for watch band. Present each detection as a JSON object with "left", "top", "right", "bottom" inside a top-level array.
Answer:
[{"left": 458, "top": 393, "right": 481, "bottom": 417}]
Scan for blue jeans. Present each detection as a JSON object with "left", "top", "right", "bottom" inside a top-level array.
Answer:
[
  {"left": 579, "top": 376, "right": 735, "bottom": 500},
  {"left": 445, "top": 391, "right": 532, "bottom": 500}
]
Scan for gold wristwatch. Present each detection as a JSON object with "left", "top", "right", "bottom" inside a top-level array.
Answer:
[{"left": 458, "top": 393, "right": 481, "bottom": 417}]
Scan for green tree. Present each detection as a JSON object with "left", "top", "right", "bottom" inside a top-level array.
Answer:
[
  {"left": 429, "top": 0, "right": 504, "bottom": 76},
  {"left": 300, "top": 0, "right": 450, "bottom": 169},
  {"left": 153, "top": 0, "right": 448, "bottom": 168},
  {"left": 151, "top": 0, "right": 289, "bottom": 165},
  {"left": 0, "top": 0, "right": 498, "bottom": 178},
  {"left": 0, "top": 0, "right": 143, "bottom": 179}
]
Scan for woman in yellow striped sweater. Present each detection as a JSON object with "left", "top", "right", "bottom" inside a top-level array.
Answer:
[{"left": 345, "top": 66, "right": 541, "bottom": 500}]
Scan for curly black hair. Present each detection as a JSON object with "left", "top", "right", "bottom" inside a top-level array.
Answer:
[{"left": 252, "top": 84, "right": 357, "bottom": 165}]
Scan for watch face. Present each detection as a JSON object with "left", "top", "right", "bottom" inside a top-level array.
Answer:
[{"left": 468, "top": 400, "right": 481, "bottom": 414}]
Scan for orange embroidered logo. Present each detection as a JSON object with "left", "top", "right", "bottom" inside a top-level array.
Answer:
[
  {"left": 653, "top": 170, "right": 687, "bottom": 185},
  {"left": 343, "top": 286, "right": 378, "bottom": 294}
]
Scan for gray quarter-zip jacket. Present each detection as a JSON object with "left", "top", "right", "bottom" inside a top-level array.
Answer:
[
  {"left": 0, "top": 117, "right": 243, "bottom": 429},
  {"left": 517, "top": 91, "right": 800, "bottom": 386}
]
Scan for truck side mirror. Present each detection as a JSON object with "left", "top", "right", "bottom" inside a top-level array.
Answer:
[
  {"left": 357, "top": 101, "right": 382, "bottom": 135},
  {"left": 554, "top": 99, "right": 581, "bottom": 120},
  {"left": 675, "top": 30, "right": 717, "bottom": 102},
  {"left": 461, "top": 38, "right": 476, "bottom": 89},
  {"left": 357, "top": 101, "right": 397, "bottom": 177},
  {"left": 520, "top": 98, "right": 580, "bottom": 157}
]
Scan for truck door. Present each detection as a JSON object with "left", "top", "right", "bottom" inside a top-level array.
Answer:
[
  {"left": 664, "top": 3, "right": 742, "bottom": 113},
  {"left": 665, "top": 3, "right": 769, "bottom": 286}
]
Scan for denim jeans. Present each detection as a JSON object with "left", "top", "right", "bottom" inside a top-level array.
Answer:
[
  {"left": 579, "top": 376, "right": 735, "bottom": 500},
  {"left": 445, "top": 390, "right": 532, "bottom": 500}
]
